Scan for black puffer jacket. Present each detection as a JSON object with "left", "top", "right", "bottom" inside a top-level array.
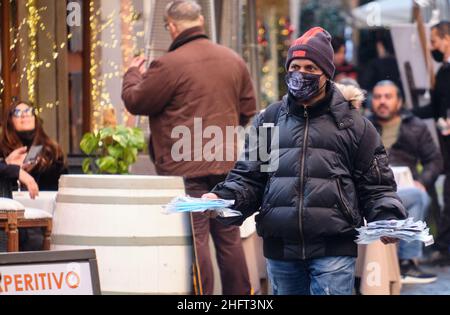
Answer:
[
  {"left": 212, "top": 83, "right": 407, "bottom": 261},
  {"left": 369, "top": 110, "right": 443, "bottom": 190}
]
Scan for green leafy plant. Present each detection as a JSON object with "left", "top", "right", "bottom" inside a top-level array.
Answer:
[{"left": 80, "top": 126, "right": 145, "bottom": 174}]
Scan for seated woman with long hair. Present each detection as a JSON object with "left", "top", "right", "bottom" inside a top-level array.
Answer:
[
  {"left": 0, "top": 100, "right": 68, "bottom": 251},
  {"left": 0, "top": 100, "right": 68, "bottom": 191}
]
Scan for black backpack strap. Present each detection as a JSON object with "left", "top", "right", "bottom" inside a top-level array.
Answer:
[
  {"left": 260, "top": 101, "right": 283, "bottom": 160},
  {"left": 263, "top": 101, "right": 283, "bottom": 125}
]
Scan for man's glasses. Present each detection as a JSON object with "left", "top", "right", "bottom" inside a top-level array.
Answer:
[
  {"left": 164, "top": 22, "right": 170, "bottom": 31},
  {"left": 10, "top": 107, "right": 36, "bottom": 118}
]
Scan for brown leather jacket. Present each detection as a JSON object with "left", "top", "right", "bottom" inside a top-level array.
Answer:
[{"left": 122, "top": 26, "right": 256, "bottom": 178}]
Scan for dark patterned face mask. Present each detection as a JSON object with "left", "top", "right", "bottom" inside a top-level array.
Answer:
[
  {"left": 431, "top": 49, "right": 444, "bottom": 63},
  {"left": 286, "top": 71, "right": 324, "bottom": 102}
]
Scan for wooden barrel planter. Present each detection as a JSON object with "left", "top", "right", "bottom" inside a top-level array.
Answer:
[{"left": 52, "top": 175, "right": 192, "bottom": 295}]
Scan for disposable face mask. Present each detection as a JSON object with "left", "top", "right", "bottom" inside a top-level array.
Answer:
[{"left": 163, "top": 196, "right": 242, "bottom": 218}]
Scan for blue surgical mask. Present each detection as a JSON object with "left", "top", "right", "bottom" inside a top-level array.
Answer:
[{"left": 286, "top": 71, "right": 324, "bottom": 102}]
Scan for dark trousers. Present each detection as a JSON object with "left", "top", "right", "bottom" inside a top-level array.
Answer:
[
  {"left": 184, "top": 175, "right": 251, "bottom": 295},
  {"left": 436, "top": 135, "right": 450, "bottom": 252}
]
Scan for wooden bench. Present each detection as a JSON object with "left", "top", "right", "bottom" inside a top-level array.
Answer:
[{"left": 0, "top": 198, "right": 52, "bottom": 252}]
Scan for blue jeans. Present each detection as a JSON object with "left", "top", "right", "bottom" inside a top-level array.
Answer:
[
  {"left": 267, "top": 256, "right": 356, "bottom": 295},
  {"left": 397, "top": 187, "right": 431, "bottom": 260}
]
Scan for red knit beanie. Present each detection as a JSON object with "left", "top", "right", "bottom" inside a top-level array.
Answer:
[{"left": 286, "top": 27, "right": 336, "bottom": 79}]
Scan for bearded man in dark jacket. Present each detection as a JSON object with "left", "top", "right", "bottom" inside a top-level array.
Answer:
[
  {"left": 370, "top": 80, "right": 442, "bottom": 284},
  {"left": 203, "top": 27, "right": 407, "bottom": 295}
]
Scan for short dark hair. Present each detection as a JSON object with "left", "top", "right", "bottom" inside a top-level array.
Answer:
[
  {"left": 331, "top": 36, "right": 345, "bottom": 53},
  {"left": 432, "top": 21, "right": 450, "bottom": 38},
  {"left": 374, "top": 80, "right": 403, "bottom": 100}
]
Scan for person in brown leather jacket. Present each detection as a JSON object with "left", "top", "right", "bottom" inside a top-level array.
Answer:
[{"left": 122, "top": 0, "right": 256, "bottom": 295}]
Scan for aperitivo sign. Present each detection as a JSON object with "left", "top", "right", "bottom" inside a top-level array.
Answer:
[{"left": 0, "top": 250, "right": 100, "bottom": 295}]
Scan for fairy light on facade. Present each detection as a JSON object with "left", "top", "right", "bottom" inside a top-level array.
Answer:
[
  {"left": 7, "top": 1, "right": 132, "bottom": 130},
  {"left": 89, "top": 0, "right": 101, "bottom": 131},
  {"left": 89, "top": 0, "right": 126, "bottom": 131},
  {"left": 120, "top": 0, "right": 141, "bottom": 125},
  {"left": 8, "top": 3, "right": 73, "bottom": 110},
  {"left": 26, "top": 0, "right": 39, "bottom": 105},
  {"left": 0, "top": 77, "right": 4, "bottom": 96}
]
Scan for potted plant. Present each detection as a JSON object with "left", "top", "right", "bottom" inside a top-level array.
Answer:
[{"left": 80, "top": 125, "right": 145, "bottom": 174}]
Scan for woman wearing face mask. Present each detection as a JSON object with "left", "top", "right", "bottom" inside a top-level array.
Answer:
[
  {"left": 0, "top": 101, "right": 68, "bottom": 191},
  {"left": 203, "top": 27, "right": 407, "bottom": 295},
  {"left": 0, "top": 101, "right": 68, "bottom": 251}
]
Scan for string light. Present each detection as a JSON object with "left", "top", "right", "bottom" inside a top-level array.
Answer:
[
  {"left": 88, "top": 0, "right": 144, "bottom": 129},
  {"left": 121, "top": 0, "right": 138, "bottom": 68},
  {"left": 26, "top": 0, "right": 39, "bottom": 105},
  {"left": 120, "top": 0, "right": 140, "bottom": 126},
  {"left": 8, "top": 1, "right": 138, "bottom": 130},
  {"left": 257, "top": 15, "right": 293, "bottom": 108},
  {"left": 89, "top": 1, "right": 128, "bottom": 131},
  {"left": 0, "top": 77, "right": 4, "bottom": 96},
  {"left": 89, "top": 0, "right": 100, "bottom": 131},
  {"left": 8, "top": 3, "right": 73, "bottom": 110}
]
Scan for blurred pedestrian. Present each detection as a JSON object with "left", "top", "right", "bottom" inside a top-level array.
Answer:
[
  {"left": 370, "top": 80, "right": 442, "bottom": 283},
  {"left": 414, "top": 21, "right": 450, "bottom": 266},
  {"left": 331, "top": 36, "right": 358, "bottom": 82},
  {"left": 359, "top": 33, "right": 403, "bottom": 99},
  {"left": 122, "top": 0, "right": 255, "bottom": 295}
]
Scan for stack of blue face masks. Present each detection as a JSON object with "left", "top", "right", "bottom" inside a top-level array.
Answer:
[{"left": 163, "top": 196, "right": 242, "bottom": 218}]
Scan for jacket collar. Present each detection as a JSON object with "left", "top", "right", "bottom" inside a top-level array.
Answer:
[
  {"left": 169, "top": 26, "right": 209, "bottom": 52},
  {"left": 328, "top": 83, "right": 356, "bottom": 129},
  {"left": 284, "top": 83, "right": 357, "bottom": 130},
  {"left": 287, "top": 82, "right": 333, "bottom": 119}
]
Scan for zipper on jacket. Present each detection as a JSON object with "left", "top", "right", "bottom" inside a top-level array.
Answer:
[
  {"left": 299, "top": 106, "right": 309, "bottom": 259},
  {"left": 374, "top": 157, "right": 382, "bottom": 185},
  {"left": 336, "top": 178, "right": 355, "bottom": 227}
]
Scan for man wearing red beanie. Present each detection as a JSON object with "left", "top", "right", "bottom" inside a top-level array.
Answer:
[{"left": 204, "top": 27, "right": 407, "bottom": 295}]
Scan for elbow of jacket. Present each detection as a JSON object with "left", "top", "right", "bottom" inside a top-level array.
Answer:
[
  {"left": 122, "top": 94, "right": 140, "bottom": 116},
  {"left": 126, "top": 105, "right": 140, "bottom": 116}
]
